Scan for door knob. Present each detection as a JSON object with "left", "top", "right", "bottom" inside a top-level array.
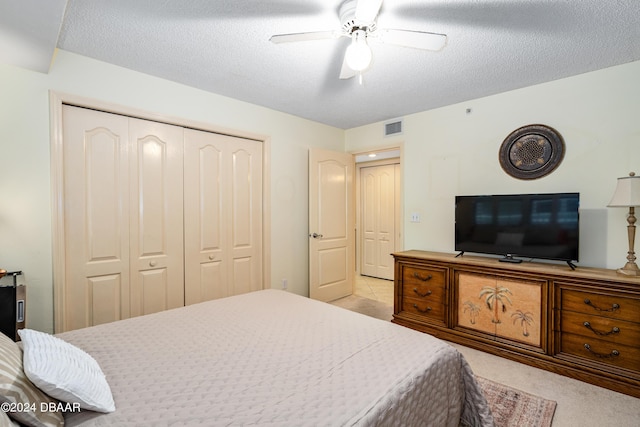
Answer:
[
  {"left": 149, "top": 260, "right": 157, "bottom": 267},
  {"left": 310, "top": 232, "right": 324, "bottom": 239}
]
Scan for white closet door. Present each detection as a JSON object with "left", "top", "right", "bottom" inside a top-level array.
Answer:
[
  {"left": 184, "top": 129, "right": 228, "bottom": 304},
  {"left": 362, "top": 167, "right": 377, "bottom": 276},
  {"left": 184, "top": 130, "right": 262, "bottom": 303},
  {"left": 60, "top": 105, "right": 263, "bottom": 330},
  {"left": 228, "top": 138, "right": 263, "bottom": 295},
  {"left": 62, "top": 106, "right": 130, "bottom": 331},
  {"left": 128, "top": 118, "right": 185, "bottom": 316},
  {"left": 361, "top": 164, "right": 395, "bottom": 280}
]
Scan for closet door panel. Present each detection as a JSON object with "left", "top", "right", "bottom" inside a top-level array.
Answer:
[
  {"left": 229, "top": 139, "right": 263, "bottom": 295},
  {"left": 62, "top": 105, "right": 130, "bottom": 331},
  {"left": 377, "top": 165, "right": 395, "bottom": 280},
  {"left": 359, "top": 164, "right": 395, "bottom": 280},
  {"left": 185, "top": 132, "right": 262, "bottom": 301},
  {"left": 184, "top": 129, "right": 229, "bottom": 304},
  {"left": 361, "top": 169, "right": 376, "bottom": 276},
  {"left": 129, "top": 118, "right": 184, "bottom": 317},
  {"left": 232, "top": 257, "right": 254, "bottom": 295},
  {"left": 199, "top": 261, "right": 226, "bottom": 301},
  {"left": 139, "top": 269, "right": 168, "bottom": 315},
  {"left": 88, "top": 275, "right": 122, "bottom": 326}
]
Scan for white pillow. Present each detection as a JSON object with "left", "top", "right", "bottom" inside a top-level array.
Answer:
[
  {"left": 18, "top": 329, "right": 116, "bottom": 413},
  {"left": 0, "top": 332, "right": 64, "bottom": 427}
]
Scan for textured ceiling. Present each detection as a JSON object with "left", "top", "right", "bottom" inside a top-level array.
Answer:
[
  {"left": 3, "top": 1, "right": 640, "bottom": 129},
  {"left": 0, "top": 0, "right": 66, "bottom": 72}
]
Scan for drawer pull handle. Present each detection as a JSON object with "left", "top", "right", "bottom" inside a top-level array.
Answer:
[
  {"left": 413, "top": 304, "right": 432, "bottom": 313},
  {"left": 413, "top": 288, "right": 432, "bottom": 298},
  {"left": 583, "top": 344, "right": 620, "bottom": 359},
  {"left": 582, "top": 322, "right": 620, "bottom": 336},
  {"left": 413, "top": 272, "right": 432, "bottom": 281},
  {"left": 583, "top": 299, "right": 620, "bottom": 312}
]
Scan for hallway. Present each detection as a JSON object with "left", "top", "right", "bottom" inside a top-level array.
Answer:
[{"left": 354, "top": 274, "right": 393, "bottom": 305}]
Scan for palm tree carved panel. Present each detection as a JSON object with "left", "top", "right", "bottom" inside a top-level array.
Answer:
[{"left": 458, "top": 272, "right": 542, "bottom": 347}]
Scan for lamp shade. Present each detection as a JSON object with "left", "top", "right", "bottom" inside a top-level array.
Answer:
[{"left": 608, "top": 172, "right": 640, "bottom": 207}]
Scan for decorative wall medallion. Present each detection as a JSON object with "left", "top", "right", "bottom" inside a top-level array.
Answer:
[{"left": 499, "top": 124, "right": 565, "bottom": 180}]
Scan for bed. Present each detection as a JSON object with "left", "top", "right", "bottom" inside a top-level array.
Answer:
[{"left": 43, "top": 290, "right": 492, "bottom": 426}]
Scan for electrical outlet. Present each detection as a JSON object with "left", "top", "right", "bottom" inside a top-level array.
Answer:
[
  {"left": 410, "top": 213, "right": 421, "bottom": 223},
  {"left": 282, "top": 279, "right": 288, "bottom": 290}
]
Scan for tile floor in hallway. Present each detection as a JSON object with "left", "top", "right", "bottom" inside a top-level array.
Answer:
[{"left": 354, "top": 274, "right": 394, "bottom": 305}]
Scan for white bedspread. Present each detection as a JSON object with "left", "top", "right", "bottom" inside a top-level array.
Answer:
[{"left": 57, "top": 289, "right": 493, "bottom": 426}]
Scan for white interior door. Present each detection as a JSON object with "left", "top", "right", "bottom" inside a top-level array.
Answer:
[
  {"left": 228, "top": 138, "right": 263, "bottom": 295},
  {"left": 309, "top": 148, "right": 354, "bottom": 301},
  {"left": 62, "top": 106, "right": 130, "bottom": 331},
  {"left": 57, "top": 101, "right": 267, "bottom": 332},
  {"left": 184, "top": 129, "right": 263, "bottom": 304},
  {"left": 64, "top": 107, "right": 185, "bottom": 328},
  {"left": 184, "top": 129, "right": 228, "bottom": 304},
  {"left": 361, "top": 164, "right": 396, "bottom": 280},
  {"left": 128, "top": 118, "right": 185, "bottom": 317}
]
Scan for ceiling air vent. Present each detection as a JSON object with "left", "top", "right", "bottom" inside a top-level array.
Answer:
[{"left": 384, "top": 119, "right": 403, "bottom": 137}]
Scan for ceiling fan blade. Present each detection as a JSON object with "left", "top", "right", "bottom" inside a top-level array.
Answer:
[
  {"left": 269, "top": 30, "right": 340, "bottom": 44},
  {"left": 339, "top": 54, "right": 357, "bottom": 80},
  {"left": 355, "top": 0, "right": 383, "bottom": 25},
  {"left": 376, "top": 29, "right": 447, "bottom": 51}
]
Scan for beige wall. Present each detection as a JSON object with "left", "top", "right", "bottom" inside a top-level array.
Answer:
[
  {"left": 0, "top": 50, "right": 344, "bottom": 333},
  {"left": 346, "top": 60, "right": 640, "bottom": 270},
  {"left": 2, "top": 49, "right": 639, "bottom": 333}
]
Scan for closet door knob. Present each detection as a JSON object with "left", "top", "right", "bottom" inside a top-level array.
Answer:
[
  {"left": 208, "top": 255, "right": 215, "bottom": 260},
  {"left": 149, "top": 260, "right": 157, "bottom": 267}
]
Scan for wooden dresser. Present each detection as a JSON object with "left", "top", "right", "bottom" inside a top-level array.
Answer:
[{"left": 392, "top": 250, "right": 640, "bottom": 398}]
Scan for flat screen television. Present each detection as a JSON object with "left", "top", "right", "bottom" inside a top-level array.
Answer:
[{"left": 455, "top": 193, "right": 579, "bottom": 267}]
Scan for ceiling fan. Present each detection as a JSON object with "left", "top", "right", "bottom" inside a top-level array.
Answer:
[{"left": 269, "top": 0, "right": 447, "bottom": 80}]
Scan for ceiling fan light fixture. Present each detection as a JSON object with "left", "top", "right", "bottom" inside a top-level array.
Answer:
[
  {"left": 345, "top": 29, "right": 372, "bottom": 71},
  {"left": 270, "top": 0, "right": 448, "bottom": 81}
]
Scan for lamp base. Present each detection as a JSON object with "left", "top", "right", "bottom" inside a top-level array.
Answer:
[{"left": 617, "top": 262, "right": 640, "bottom": 276}]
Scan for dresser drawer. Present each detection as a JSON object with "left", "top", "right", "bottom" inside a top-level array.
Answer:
[
  {"left": 561, "top": 310, "right": 640, "bottom": 347},
  {"left": 560, "top": 289, "right": 640, "bottom": 323},
  {"left": 402, "top": 265, "right": 446, "bottom": 288},
  {"left": 559, "top": 332, "right": 640, "bottom": 372},
  {"left": 401, "top": 295, "right": 446, "bottom": 324},
  {"left": 398, "top": 265, "right": 447, "bottom": 325},
  {"left": 402, "top": 278, "right": 445, "bottom": 303}
]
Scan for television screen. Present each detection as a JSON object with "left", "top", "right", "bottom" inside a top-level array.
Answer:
[{"left": 455, "top": 193, "right": 579, "bottom": 263}]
